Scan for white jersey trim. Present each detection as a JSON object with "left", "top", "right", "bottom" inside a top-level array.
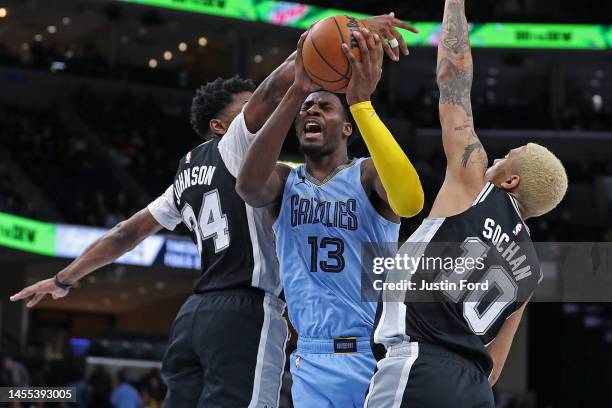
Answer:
[
  {"left": 248, "top": 297, "right": 272, "bottom": 408},
  {"left": 473, "top": 183, "right": 494, "bottom": 206},
  {"left": 373, "top": 218, "right": 444, "bottom": 350},
  {"left": 508, "top": 195, "right": 531, "bottom": 235},
  {"left": 218, "top": 110, "right": 256, "bottom": 178},
  {"left": 147, "top": 185, "right": 181, "bottom": 231},
  {"left": 245, "top": 204, "right": 262, "bottom": 288},
  {"left": 393, "top": 342, "right": 419, "bottom": 408},
  {"left": 364, "top": 342, "right": 420, "bottom": 408}
]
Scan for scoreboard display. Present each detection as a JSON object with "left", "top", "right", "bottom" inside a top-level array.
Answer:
[{"left": 120, "top": 0, "right": 612, "bottom": 49}]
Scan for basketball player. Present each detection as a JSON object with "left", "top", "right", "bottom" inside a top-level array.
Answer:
[
  {"left": 10, "top": 15, "right": 418, "bottom": 407},
  {"left": 236, "top": 29, "right": 424, "bottom": 407},
  {"left": 364, "top": 1, "right": 568, "bottom": 407},
  {"left": 11, "top": 64, "right": 295, "bottom": 405}
]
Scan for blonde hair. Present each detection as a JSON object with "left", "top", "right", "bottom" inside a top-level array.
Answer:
[{"left": 515, "top": 143, "right": 568, "bottom": 217}]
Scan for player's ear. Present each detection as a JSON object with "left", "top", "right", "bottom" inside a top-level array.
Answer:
[
  {"left": 501, "top": 174, "right": 520, "bottom": 191},
  {"left": 209, "top": 118, "right": 227, "bottom": 136},
  {"left": 342, "top": 122, "right": 352, "bottom": 138}
]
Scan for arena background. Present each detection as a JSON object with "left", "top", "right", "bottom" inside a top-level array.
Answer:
[{"left": 0, "top": 0, "right": 611, "bottom": 406}]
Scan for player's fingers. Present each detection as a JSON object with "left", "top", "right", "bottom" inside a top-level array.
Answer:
[
  {"left": 381, "top": 38, "right": 394, "bottom": 60},
  {"left": 26, "top": 293, "right": 45, "bottom": 308},
  {"left": 354, "top": 30, "right": 370, "bottom": 66},
  {"left": 392, "top": 18, "right": 419, "bottom": 34},
  {"left": 391, "top": 27, "right": 410, "bottom": 56},
  {"left": 372, "top": 34, "right": 384, "bottom": 57},
  {"left": 382, "top": 31, "right": 395, "bottom": 61},
  {"left": 341, "top": 43, "right": 358, "bottom": 68},
  {"left": 365, "top": 28, "right": 377, "bottom": 50},
  {"left": 10, "top": 286, "right": 34, "bottom": 302},
  {"left": 297, "top": 31, "right": 308, "bottom": 55},
  {"left": 383, "top": 28, "right": 400, "bottom": 61},
  {"left": 373, "top": 33, "right": 382, "bottom": 47}
]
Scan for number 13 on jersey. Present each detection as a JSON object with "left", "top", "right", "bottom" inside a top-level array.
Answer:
[{"left": 308, "top": 236, "right": 345, "bottom": 273}]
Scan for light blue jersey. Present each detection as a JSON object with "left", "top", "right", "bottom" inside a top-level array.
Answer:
[{"left": 273, "top": 158, "right": 400, "bottom": 339}]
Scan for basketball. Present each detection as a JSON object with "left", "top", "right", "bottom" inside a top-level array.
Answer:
[{"left": 302, "top": 15, "right": 365, "bottom": 93}]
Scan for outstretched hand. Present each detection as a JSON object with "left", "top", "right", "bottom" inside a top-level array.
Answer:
[
  {"left": 341, "top": 28, "right": 384, "bottom": 106},
  {"left": 361, "top": 12, "right": 418, "bottom": 61},
  {"left": 294, "top": 31, "right": 321, "bottom": 95},
  {"left": 10, "top": 277, "right": 70, "bottom": 308}
]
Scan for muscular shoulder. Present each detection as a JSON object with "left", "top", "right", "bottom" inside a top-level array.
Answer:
[
  {"left": 276, "top": 162, "right": 292, "bottom": 183},
  {"left": 359, "top": 158, "right": 376, "bottom": 187},
  {"left": 267, "top": 162, "right": 293, "bottom": 220}
]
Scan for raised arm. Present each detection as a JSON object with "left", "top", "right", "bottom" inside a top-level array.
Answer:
[
  {"left": 242, "top": 12, "right": 419, "bottom": 133},
  {"left": 342, "top": 28, "right": 424, "bottom": 219},
  {"left": 236, "top": 33, "right": 318, "bottom": 208},
  {"left": 436, "top": 0, "right": 487, "bottom": 197},
  {"left": 242, "top": 52, "right": 296, "bottom": 133},
  {"left": 10, "top": 208, "right": 163, "bottom": 307}
]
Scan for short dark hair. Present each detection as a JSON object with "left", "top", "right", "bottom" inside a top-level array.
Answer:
[{"left": 190, "top": 76, "right": 256, "bottom": 139}]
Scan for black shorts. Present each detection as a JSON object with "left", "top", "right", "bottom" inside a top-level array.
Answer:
[
  {"left": 365, "top": 342, "right": 494, "bottom": 408},
  {"left": 161, "top": 288, "right": 288, "bottom": 408}
]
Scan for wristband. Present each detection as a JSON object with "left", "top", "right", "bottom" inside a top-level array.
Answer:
[{"left": 54, "top": 274, "right": 72, "bottom": 290}]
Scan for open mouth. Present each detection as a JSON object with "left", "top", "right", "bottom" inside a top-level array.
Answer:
[{"left": 303, "top": 120, "right": 323, "bottom": 140}]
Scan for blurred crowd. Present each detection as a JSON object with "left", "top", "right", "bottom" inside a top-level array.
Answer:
[
  {"left": 0, "top": 353, "right": 166, "bottom": 408},
  {"left": 0, "top": 106, "right": 141, "bottom": 226},
  {"left": 1, "top": 88, "right": 610, "bottom": 241},
  {"left": 73, "top": 87, "right": 193, "bottom": 197},
  {"left": 2, "top": 38, "right": 611, "bottom": 134},
  {"left": 0, "top": 41, "right": 182, "bottom": 89}
]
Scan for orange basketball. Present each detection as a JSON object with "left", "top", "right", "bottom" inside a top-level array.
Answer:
[{"left": 302, "top": 15, "right": 365, "bottom": 93}]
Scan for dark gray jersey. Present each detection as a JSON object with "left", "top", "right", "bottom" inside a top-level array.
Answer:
[
  {"left": 373, "top": 183, "right": 541, "bottom": 374},
  {"left": 148, "top": 112, "right": 281, "bottom": 296}
]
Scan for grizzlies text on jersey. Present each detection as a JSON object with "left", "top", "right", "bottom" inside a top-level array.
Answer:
[
  {"left": 274, "top": 158, "right": 400, "bottom": 339},
  {"left": 273, "top": 157, "right": 400, "bottom": 408}
]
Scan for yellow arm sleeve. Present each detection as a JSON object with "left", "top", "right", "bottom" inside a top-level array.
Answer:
[{"left": 350, "top": 101, "right": 424, "bottom": 217}]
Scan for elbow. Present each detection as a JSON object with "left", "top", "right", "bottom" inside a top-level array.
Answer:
[
  {"left": 111, "top": 220, "right": 138, "bottom": 252},
  {"left": 262, "top": 59, "right": 293, "bottom": 106},
  {"left": 488, "top": 369, "right": 501, "bottom": 387},
  {"left": 235, "top": 177, "right": 262, "bottom": 208},
  {"left": 391, "top": 186, "right": 425, "bottom": 218},
  {"left": 487, "top": 353, "right": 503, "bottom": 386},
  {"left": 235, "top": 177, "right": 251, "bottom": 203}
]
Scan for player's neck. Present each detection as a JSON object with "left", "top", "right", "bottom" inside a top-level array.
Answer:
[
  {"left": 509, "top": 191, "right": 531, "bottom": 220},
  {"left": 304, "top": 152, "right": 350, "bottom": 182}
]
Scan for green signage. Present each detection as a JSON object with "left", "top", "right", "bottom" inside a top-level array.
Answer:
[
  {"left": 0, "top": 212, "right": 55, "bottom": 256},
  {"left": 118, "top": 0, "right": 612, "bottom": 50}
]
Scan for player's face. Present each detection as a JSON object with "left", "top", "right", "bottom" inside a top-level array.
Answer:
[
  {"left": 295, "top": 91, "right": 352, "bottom": 158},
  {"left": 224, "top": 91, "right": 252, "bottom": 124},
  {"left": 213, "top": 91, "right": 253, "bottom": 137},
  {"left": 485, "top": 145, "right": 527, "bottom": 188}
]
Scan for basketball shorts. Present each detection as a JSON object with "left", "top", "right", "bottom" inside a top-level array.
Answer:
[
  {"left": 161, "top": 288, "right": 288, "bottom": 408},
  {"left": 290, "top": 336, "right": 376, "bottom": 408},
  {"left": 365, "top": 342, "right": 494, "bottom": 408}
]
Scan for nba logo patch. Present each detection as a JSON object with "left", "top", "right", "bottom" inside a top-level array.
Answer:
[
  {"left": 186, "top": 151, "right": 192, "bottom": 164},
  {"left": 513, "top": 223, "right": 523, "bottom": 236}
]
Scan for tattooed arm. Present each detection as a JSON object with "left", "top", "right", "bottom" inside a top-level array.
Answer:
[{"left": 430, "top": 0, "right": 488, "bottom": 218}]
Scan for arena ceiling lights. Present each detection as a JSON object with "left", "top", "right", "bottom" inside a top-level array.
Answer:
[{"left": 118, "top": 0, "right": 612, "bottom": 50}]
